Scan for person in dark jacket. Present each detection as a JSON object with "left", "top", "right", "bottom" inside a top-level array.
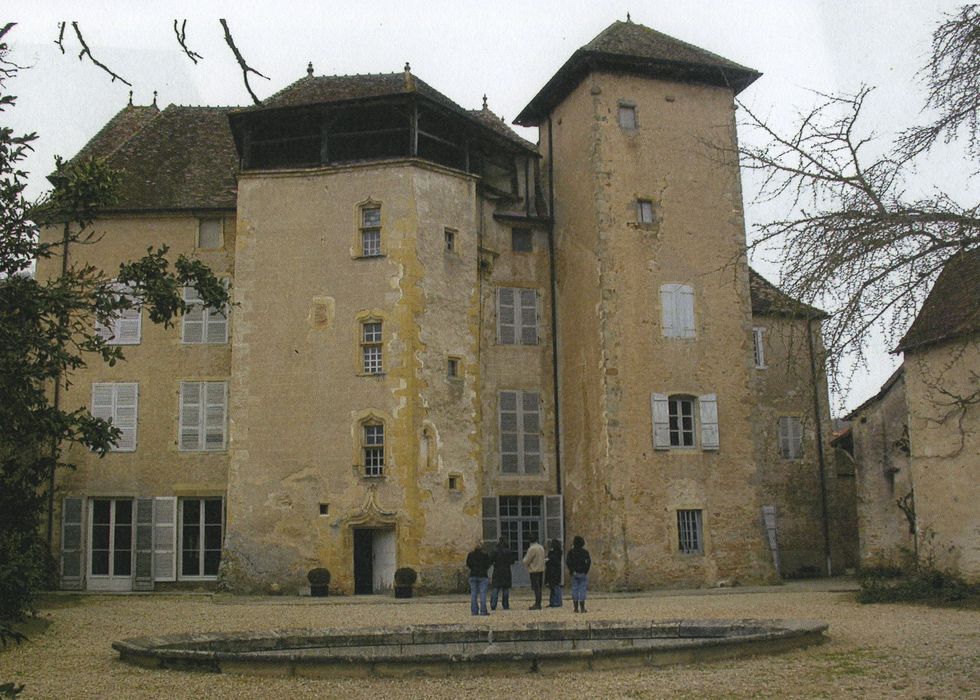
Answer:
[
  {"left": 565, "top": 535, "right": 592, "bottom": 613},
  {"left": 545, "top": 539, "right": 564, "bottom": 607},
  {"left": 466, "top": 541, "right": 492, "bottom": 615},
  {"left": 489, "top": 537, "right": 516, "bottom": 611}
]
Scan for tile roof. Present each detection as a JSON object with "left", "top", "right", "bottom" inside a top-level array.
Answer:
[
  {"left": 516, "top": 20, "right": 761, "bottom": 125},
  {"left": 468, "top": 106, "right": 537, "bottom": 151},
  {"left": 65, "top": 105, "right": 240, "bottom": 211},
  {"left": 749, "top": 269, "right": 826, "bottom": 319},
  {"left": 843, "top": 365, "right": 905, "bottom": 421},
  {"left": 896, "top": 247, "right": 980, "bottom": 352}
]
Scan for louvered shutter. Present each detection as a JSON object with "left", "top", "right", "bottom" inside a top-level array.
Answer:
[
  {"left": 133, "top": 498, "right": 154, "bottom": 590},
  {"left": 204, "top": 382, "right": 227, "bottom": 450},
  {"left": 115, "top": 306, "right": 142, "bottom": 344},
  {"left": 60, "top": 497, "right": 84, "bottom": 590},
  {"left": 205, "top": 305, "right": 229, "bottom": 344},
  {"left": 651, "top": 393, "right": 670, "bottom": 449},
  {"left": 790, "top": 418, "right": 803, "bottom": 458},
  {"left": 659, "top": 285, "right": 677, "bottom": 337},
  {"left": 153, "top": 497, "right": 177, "bottom": 581},
  {"left": 499, "top": 391, "right": 519, "bottom": 473},
  {"left": 114, "top": 383, "right": 138, "bottom": 451},
  {"left": 180, "top": 382, "right": 202, "bottom": 450},
  {"left": 699, "top": 393, "right": 719, "bottom": 451},
  {"left": 544, "top": 495, "right": 563, "bottom": 547},
  {"left": 497, "top": 288, "right": 516, "bottom": 344},
  {"left": 181, "top": 287, "right": 205, "bottom": 343},
  {"left": 679, "top": 286, "right": 695, "bottom": 337},
  {"left": 762, "top": 505, "right": 781, "bottom": 575},
  {"left": 91, "top": 384, "right": 114, "bottom": 423},
  {"left": 522, "top": 391, "right": 541, "bottom": 473},
  {"left": 482, "top": 496, "right": 499, "bottom": 544},
  {"left": 519, "top": 289, "right": 538, "bottom": 345}
]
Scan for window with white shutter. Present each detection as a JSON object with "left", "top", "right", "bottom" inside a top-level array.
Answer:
[
  {"left": 91, "top": 382, "right": 138, "bottom": 451},
  {"left": 659, "top": 283, "right": 695, "bottom": 338},
  {"left": 181, "top": 283, "right": 229, "bottom": 344},
  {"left": 498, "top": 390, "right": 541, "bottom": 474},
  {"left": 652, "top": 392, "right": 720, "bottom": 452},
  {"left": 497, "top": 287, "right": 538, "bottom": 345},
  {"left": 651, "top": 393, "right": 670, "bottom": 450},
  {"left": 752, "top": 327, "right": 766, "bottom": 368},
  {"left": 96, "top": 282, "right": 141, "bottom": 345},
  {"left": 60, "top": 496, "right": 85, "bottom": 590},
  {"left": 699, "top": 394, "right": 719, "bottom": 451},
  {"left": 179, "top": 381, "right": 227, "bottom": 451},
  {"left": 152, "top": 497, "right": 177, "bottom": 581},
  {"left": 778, "top": 416, "right": 803, "bottom": 459}
]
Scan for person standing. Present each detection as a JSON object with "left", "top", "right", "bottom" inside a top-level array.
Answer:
[
  {"left": 566, "top": 535, "right": 591, "bottom": 613},
  {"left": 523, "top": 535, "right": 546, "bottom": 610},
  {"left": 545, "top": 539, "right": 564, "bottom": 607},
  {"left": 490, "top": 537, "right": 515, "bottom": 611},
  {"left": 466, "top": 541, "right": 492, "bottom": 616}
]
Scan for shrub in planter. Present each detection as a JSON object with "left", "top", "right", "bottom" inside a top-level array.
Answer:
[
  {"left": 393, "top": 567, "right": 417, "bottom": 598},
  {"left": 307, "top": 567, "right": 331, "bottom": 597}
]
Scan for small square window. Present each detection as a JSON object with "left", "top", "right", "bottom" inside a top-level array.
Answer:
[
  {"left": 511, "top": 228, "right": 533, "bottom": 253},
  {"left": 445, "top": 228, "right": 456, "bottom": 252},
  {"left": 447, "top": 356, "right": 460, "bottom": 379},
  {"left": 618, "top": 104, "right": 637, "bottom": 129},
  {"left": 637, "top": 200, "right": 654, "bottom": 224},
  {"left": 448, "top": 474, "right": 461, "bottom": 491},
  {"left": 198, "top": 218, "right": 223, "bottom": 249},
  {"left": 319, "top": 503, "right": 329, "bottom": 516}
]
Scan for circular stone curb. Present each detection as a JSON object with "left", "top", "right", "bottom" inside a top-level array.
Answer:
[{"left": 113, "top": 618, "right": 828, "bottom": 678}]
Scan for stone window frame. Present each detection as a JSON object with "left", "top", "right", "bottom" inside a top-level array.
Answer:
[
  {"left": 361, "top": 320, "right": 383, "bottom": 375},
  {"left": 354, "top": 310, "right": 387, "bottom": 377},
  {"left": 447, "top": 355, "right": 461, "bottom": 380},
  {"left": 618, "top": 101, "right": 638, "bottom": 130},
  {"left": 677, "top": 509, "right": 704, "bottom": 555},
  {"left": 353, "top": 199, "right": 385, "bottom": 259}
]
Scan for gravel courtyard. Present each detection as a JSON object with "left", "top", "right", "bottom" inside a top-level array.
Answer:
[{"left": 2, "top": 580, "right": 978, "bottom": 699}]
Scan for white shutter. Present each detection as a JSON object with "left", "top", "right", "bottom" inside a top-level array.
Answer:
[
  {"left": 134, "top": 498, "right": 155, "bottom": 591},
  {"left": 519, "top": 289, "right": 538, "bottom": 345},
  {"left": 153, "top": 497, "right": 177, "bottom": 581},
  {"left": 204, "top": 382, "right": 228, "bottom": 450},
  {"left": 497, "top": 288, "right": 516, "bottom": 344},
  {"left": 205, "top": 307, "right": 229, "bottom": 344},
  {"left": 679, "top": 286, "right": 695, "bottom": 337},
  {"left": 60, "top": 496, "right": 84, "bottom": 590},
  {"left": 499, "top": 391, "right": 519, "bottom": 473},
  {"left": 115, "top": 306, "right": 142, "bottom": 344},
  {"left": 544, "top": 495, "right": 563, "bottom": 546},
  {"left": 113, "top": 383, "right": 138, "bottom": 451},
  {"left": 699, "top": 393, "right": 719, "bottom": 451},
  {"left": 659, "top": 285, "right": 677, "bottom": 337},
  {"left": 179, "top": 382, "right": 202, "bottom": 450},
  {"left": 91, "top": 384, "right": 114, "bottom": 423},
  {"left": 181, "top": 286, "right": 205, "bottom": 343},
  {"left": 522, "top": 391, "right": 541, "bottom": 473},
  {"left": 651, "top": 393, "right": 670, "bottom": 449}
]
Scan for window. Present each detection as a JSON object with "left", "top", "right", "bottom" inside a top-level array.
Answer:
[
  {"left": 180, "top": 498, "right": 222, "bottom": 578},
  {"left": 319, "top": 503, "right": 330, "bottom": 516},
  {"left": 651, "top": 393, "right": 719, "bottom": 451},
  {"left": 181, "top": 284, "right": 229, "bottom": 344},
  {"left": 637, "top": 199, "right": 654, "bottom": 224},
  {"left": 360, "top": 205, "right": 382, "bottom": 257},
  {"left": 361, "top": 321, "right": 383, "bottom": 374},
  {"left": 96, "top": 282, "right": 141, "bottom": 345},
  {"left": 179, "top": 381, "right": 227, "bottom": 451},
  {"left": 197, "top": 218, "right": 223, "bottom": 249},
  {"left": 752, "top": 327, "right": 766, "bottom": 368},
  {"left": 659, "top": 283, "right": 695, "bottom": 338},
  {"left": 677, "top": 509, "right": 703, "bottom": 554},
  {"left": 363, "top": 423, "right": 385, "bottom": 477},
  {"left": 618, "top": 103, "right": 637, "bottom": 129},
  {"left": 499, "top": 390, "right": 541, "bottom": 474},
  {"left": 448, "top": 474, "right": 461, "bottom": 491},
  {"left": 778, "top": 416, "right": 803, "bottom": 460},
  {"left": 497, "top": 287, "right": 538, "bottom": 345},
  {"left": 445, "top": 228, "right": 456, "bottom": 252},
  {"left": 91, "top": 383, "right": 138, "bottom": 451},
  {"left": 511, "top": 228, "right": 533, "bottom": 253},
  {"left": 447, "top": 356, "right": 460, "bottom": 379}
]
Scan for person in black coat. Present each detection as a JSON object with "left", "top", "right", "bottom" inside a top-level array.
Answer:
[
  {"left": 545, "top": 539, "right": 564, "bottom": 607},
  {"left": 566, "top": 535, "right": 592, "bottom": 613},
  {"left": 489, "top": 537, "right": 515, "bottom": 610},
  {"left": 466, "top": 541, "right": 492, "bottom": 615}
]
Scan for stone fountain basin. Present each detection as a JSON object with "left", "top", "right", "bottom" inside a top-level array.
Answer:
[{"left": 113, "top": 618, "right": 828, "bottom": 678}]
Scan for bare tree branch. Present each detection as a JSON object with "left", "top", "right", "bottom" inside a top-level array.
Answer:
[
  {"left": 219, "top": 19, "right": 268, "bottom": 105},
  {"left": 70, "top": 22, "right": 132, "bottom": 86},
  {"left": 173, "top": 19, "right": 202, "bottom": 64},
  {"left": 54, "top": 21, "right": 65, "bottom": 54}
]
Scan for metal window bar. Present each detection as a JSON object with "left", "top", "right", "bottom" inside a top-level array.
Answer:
[{"left": 677, "top": 509, "right": 702, "bottom": 554}]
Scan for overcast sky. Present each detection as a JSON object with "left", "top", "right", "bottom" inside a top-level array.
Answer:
[{"left": 6, "top": 1, "right": 970, "bottom": 413}]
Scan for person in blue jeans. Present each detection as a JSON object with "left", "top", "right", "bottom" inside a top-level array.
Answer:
[
  {"left": 489, "top": 537, "right": 516, "bottom": 611},
  {"left": 545, "top": 539, "right": 564, "bottom": 607},
  {"left": 565, "top": 535, "right": 592, "bottom": 613},
  {"left": 466, "top": 541, "right": 492, "bottom": 616}
]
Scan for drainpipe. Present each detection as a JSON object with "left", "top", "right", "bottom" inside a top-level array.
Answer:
[
  {"left": 546, "top": 115, "right": 562, "bottom": 507},
  {"left": 47, "top": 222, "right": 71, "bottom": 550},
  {"left": 806, "top": 316, "right": 832, "bottom": 576}
]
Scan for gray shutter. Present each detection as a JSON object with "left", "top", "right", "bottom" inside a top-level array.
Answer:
[
  {"left": 519, "top": 289, "right": 538, "bottom": 345},
  {"left": 91, "top": 383, "right": 114, "bottom": 422},
  {"left": 544, "top": 495, "right": 563, "bottom": 546},
  {"left": 522, "top": 391, "right": 541, "bottom": 473},
  {"left": 60, "top": 496, "right": 84, "bottom": 590},
  {"left": 204, "top": 382, "right": 227, "bottom": 450},
  {"left": 659, "top": 285, "right": 676, "bottom": 337},
  {"left": 699, "top": 394, "right": 719, "bottom": 451},
  {"left": 679, "top": 285, "right": 695, "bottom": 337},
  {"left": 114, "top": 383, "right": 138, "bottom": 451},
  {"left": 499, "top": 391, "right": 519, "bottom": 473},
  {"left": 133, "top": 497, "right": 154, "bottom": 591},
  {"left": 481, "top": 496, "right": 499, "bottom": 544},
  {"left": 205, "top": 304, "right": 229, "bottom": 344},
  {"left": 182, "top": 286, "right": 205, "bottom": 343},
  {"left": 497, "top": 288, "right": 516, "bottom": 344},
  {"left": 762, "top": 505, "right": 781, "bottom": 575},
  {"left": 179, "top": 382, "right": 202, "bottom": 450},
  {"left": 153, "top": 497, "right": 177, "bottom": 581},
  {"left": 791, "top": 418, "right": 803, "bottom": 458},
  {"left": 651, "top": 393, "right": 670, "bottom": 449}
]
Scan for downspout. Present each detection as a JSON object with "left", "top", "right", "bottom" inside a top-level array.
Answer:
[
  {"left": 47, "top": 222, "right": 71, "bottom": 549},
  {"left": 546, "top": 115, "right": 562, "bottom": 507},
  {"left": 806, "top": 316, "right": 832, "bottom": 576}
]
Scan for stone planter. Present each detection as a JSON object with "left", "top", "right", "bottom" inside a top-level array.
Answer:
[
  {"left": 394, "top": 585, "right": 413, "bottom": 599},
  {"left": 310, "top": 585, "right": 329, "bottom": 598}
]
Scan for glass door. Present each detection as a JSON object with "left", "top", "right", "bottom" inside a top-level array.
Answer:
[{"left": 87, "top": 498, "right": 133, "bottom": 591}]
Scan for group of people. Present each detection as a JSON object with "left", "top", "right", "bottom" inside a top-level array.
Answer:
[{"left": 465, "top": 534, "right": 592, "bottom": 616}]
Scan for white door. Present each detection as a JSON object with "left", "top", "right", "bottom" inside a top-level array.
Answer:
[
  {"left": 87, "top": 498, "right": 134, "bottom": 591},
  {"left": 372, "top": 529, "right": 396, "bottom": 592}
]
